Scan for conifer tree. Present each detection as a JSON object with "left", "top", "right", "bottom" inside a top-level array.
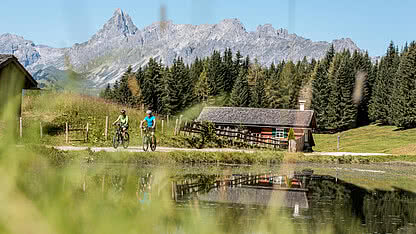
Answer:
[
  {"left": 101, "top": 83, "right": 112, "bottom": 100},
  {"left": 326, "top": 53, "right": 344, "bottom": 130},
  {"left": 230, "top": 68, "right": 250, "bottom": 107},
  {"left": 392, "top": 42, "right": 416, "bottom": 128},
  {"left": 142, "top": 58, "right": 162, "bottom": 113},
  {"left": 194, "top": 64, "right": 210, "bottom": 102},
  {"left": 267, "top": 61, "right": 296, "bottom": 109},
  {"left": 369, "top": 42, "right": 400, "bottom": 124},
  {"left": 249, "top": 63, "right": 266, "bottom": 108},
  {"left": 222, "top": 48, "right": 235, "bottom": 92},
  {"left": 207, "top": 51, "right": 224, "bottom": 95},
  {"left": 311, "top": 61, "right": 330, "bottom": 130}
]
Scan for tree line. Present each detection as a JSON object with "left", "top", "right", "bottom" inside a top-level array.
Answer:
[{"left": 101, "top": 41, "right": 416, "bottom": 131}]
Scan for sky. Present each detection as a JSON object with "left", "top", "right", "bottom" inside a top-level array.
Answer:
[{"left": 1, "top": 0, "right": 415, "bottom": 56}]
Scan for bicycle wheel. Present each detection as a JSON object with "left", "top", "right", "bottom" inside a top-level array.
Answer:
[
  {"left": 112, "top": 134, "right": 119, "bottom": 149},
  {"left": 150, "top": 135, "right": 157, "bottom": 151},
  {"left": 122, "top": 132, "right": 130, "bottom": 149},
  {"left": 142, "top": 135, "right": 149, "bottom": 152}
]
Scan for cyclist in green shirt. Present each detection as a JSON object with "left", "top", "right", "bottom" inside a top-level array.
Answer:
[{"left": 113, "top": 109, "right": 129, "bottom": 137}]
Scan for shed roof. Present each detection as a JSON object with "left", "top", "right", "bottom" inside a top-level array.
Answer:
[
  {"left": 197, "top": 107, "right": 316, "bottom": 128},
  {"left": 0, "top": 54, "right": 38, "bottom": 89}
]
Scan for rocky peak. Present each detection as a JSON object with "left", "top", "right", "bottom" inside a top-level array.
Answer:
[
  {"left": 217, "top": 18, "right": 246, "bottom": 32},
  {"left": 92, "top": 8, "right": 138, "bottom": 39}
]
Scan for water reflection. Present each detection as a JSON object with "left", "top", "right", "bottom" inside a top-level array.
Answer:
[
  {"left": 21, "top": 163, "right": 416, "bottom": 233},
  {"left": 136, "top": 173, "right": 152, "bottom": 205},
  {"left": 173, "top": 170, "right": 416, "bottom": 233}
]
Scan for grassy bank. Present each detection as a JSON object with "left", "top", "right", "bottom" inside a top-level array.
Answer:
[
  {"left": 22, "top": 91, "right": 187, "bottom": 147},
  {"left": 22, "top": 145, "right": 416, "bottom": 166},
  {"left": 313, "top": 124, "right": 416, "bottom": 154},
  {"left": 21, "top": 91, "right": 238, "bottom": 149},
  {"left": 26, "top": 145, "right": 283, "bottom": 166}
]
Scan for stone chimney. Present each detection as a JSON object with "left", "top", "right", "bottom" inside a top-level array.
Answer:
[{"left": 299, "top": 100, "right": 306, "bottom": 111}]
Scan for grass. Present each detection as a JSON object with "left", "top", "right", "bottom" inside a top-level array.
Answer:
[
  {"left": 19, "top": 91, "right": 416, "bottom": 156},
  {"left": 21, "top": 91, "right": 237, "bottom": 149},
  {"left": 313, "top": 124, "right": 416, "bottom": 154},
  {"left": 19, "top": 145, "right": 416, "bottom": 166},
  {"left": 24, "top": 145, "right": 283, "bottom": 166},
  {"left": 22, "top": 91, "right": 181, "bottom": 147}
]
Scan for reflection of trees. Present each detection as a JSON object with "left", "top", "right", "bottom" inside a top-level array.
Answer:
[{"left": 307, "top": 176, "right": 416, "bottom": 234}]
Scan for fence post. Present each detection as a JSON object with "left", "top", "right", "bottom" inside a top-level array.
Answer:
[
  {"left": 40, "top": 122, "right": 43, "bottom": 139},
  {"left": 174, "top": 119, "right": 179, "bottom": 135},
  {"left": 161, "top": 120, "right": 164, "bottom": 135},
  {"left": 86, "top": 123, "right": 89, "bottom": 142},
  {"left": 105, "top": 116, "right": 109, "bottom": 140},
  {"left": 192, "top": 124, "right": 196, "bottom": 136},
  {"left": 19, "top": 117, "right": 22, "bottom": 139},
  {"left": 65, "top": 122, "right": 69, "bottom": 144},
  {"left": 337, "top": 135, "right": 340, "bottom": 151},
  {"left": 167, "top": 115, "right": 169, "bottom": 125}
]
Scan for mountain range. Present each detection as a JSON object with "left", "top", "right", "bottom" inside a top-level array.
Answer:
[{"left": 0, "top": 8, "right": 361, "bottom": 89}]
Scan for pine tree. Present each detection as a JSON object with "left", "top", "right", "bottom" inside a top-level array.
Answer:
[
  {"left": 392, "top": 42, "right": 416, "bottom": 128},
  {"left": 142, "top": 58, "right": 162, "bottom": 113},
  {"left": 311, "top": 61, "right": 330, "bottom": 130},
  {"left": 230, "top": 68, "right": 250, "bottom": 107},
  {"left": 249, "top": 63, "right": 267, "bottom": 108},
  {"left": 222, "top": 48, "right": 235, "bottom": 92},
  {"left": 118, "top": 65, "right": 135, "bottom": 105},
  {"left": 267, "top": 61, "right": 296, "bottom": 109},
  {"left": 369, "top": 42, "right": 400, "bottom": 124},
  {"left": 100, "top": 83, "right": 113, "bottom": 100},
  {"left": 194, "top": 64, "right": 210, "bottom": 102},
  {"left": 112, "top": 80, "right": 120, "bottom": 102},
  {"left": 326, "top": 53, "right": 344, "bottom": 130},
  {"left": 207, "top": 50, "right": 224, "bottom": 95}
]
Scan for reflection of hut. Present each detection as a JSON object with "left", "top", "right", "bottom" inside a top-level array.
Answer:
[
  {"left": 198, "top": 187, "right": 309, "bottom": 209},
  {"left": 0, "top": 55, "right": 38, "bottom": 118},
  {"left": 197, "top": 101, "right": 316, "bottom": 151}
]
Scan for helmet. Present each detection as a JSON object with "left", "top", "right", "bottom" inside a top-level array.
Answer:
[
  {"left": 121, "top": 109, "right": 126, "bottom": 114},
  {"left": 146, "top": 110, "right": 152, "bottom": 115}
]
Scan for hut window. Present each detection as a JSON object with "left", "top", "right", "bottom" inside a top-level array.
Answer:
[{"left": 275, "top": 129, "right": 285, "bottom": 138}]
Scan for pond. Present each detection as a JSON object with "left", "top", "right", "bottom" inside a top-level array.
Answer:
[{"left": 11, "top": 161, "right": 416, "bottom": 234}]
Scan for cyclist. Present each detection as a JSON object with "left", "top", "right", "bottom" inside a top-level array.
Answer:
[
  {"left": 141, "top": 110, "right": 156, "bottom": 143},
  {"left": 113, "top": 109, "right": 129, "bottom": 137}
]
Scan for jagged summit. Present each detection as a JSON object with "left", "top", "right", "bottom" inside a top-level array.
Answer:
[{"left": 93, "top": 8, "right": 138, "bottom": 39}]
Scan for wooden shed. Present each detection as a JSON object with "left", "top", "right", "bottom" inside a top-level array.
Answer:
[
  {"left": 0, "top": 54, "right": 38, "bottom": 118},
  {"left": 197, "top": 105, "right": 316, "bottom": 151}
]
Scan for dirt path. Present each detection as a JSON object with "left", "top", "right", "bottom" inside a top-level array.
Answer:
[
  {"left": 53, "top": 146, "right": 256, "bottom": 153},
  {"left": 305, "top": 152, "right": 391, "bottom": 156}
]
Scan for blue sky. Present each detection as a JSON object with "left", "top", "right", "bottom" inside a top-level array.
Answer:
[{"left": 1, "top": 0, "right": 415, "bottom": 56}]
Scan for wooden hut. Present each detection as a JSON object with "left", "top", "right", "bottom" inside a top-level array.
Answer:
[
  {"left": 196, "top": 102, "right": 316, "bottom": 151},
  {"left": 0, "top": 54, "right": 38, "bottom": 118}
]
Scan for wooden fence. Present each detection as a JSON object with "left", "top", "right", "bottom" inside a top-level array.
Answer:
[{"left": 179, "top": 121, "right": 287, "bottom": 149}]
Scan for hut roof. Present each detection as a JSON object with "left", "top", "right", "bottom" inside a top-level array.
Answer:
[
  {"left": 0, "top": 54, "right": 38, "bottom": 89},
  {"left": 197, "top": 107, "right": 316, "bottom": 128}
]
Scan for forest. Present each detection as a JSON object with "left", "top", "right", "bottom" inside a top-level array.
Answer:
[{"left": 101, "top": 41, "right": 416, "bottom": 131}]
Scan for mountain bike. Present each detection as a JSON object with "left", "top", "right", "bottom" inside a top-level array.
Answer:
[
  {"left": 113, "top": 123, "right": 129, "bottom": 149},
  {"left": 142, "top": 126, "right": 156, "bottom": 152}
]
